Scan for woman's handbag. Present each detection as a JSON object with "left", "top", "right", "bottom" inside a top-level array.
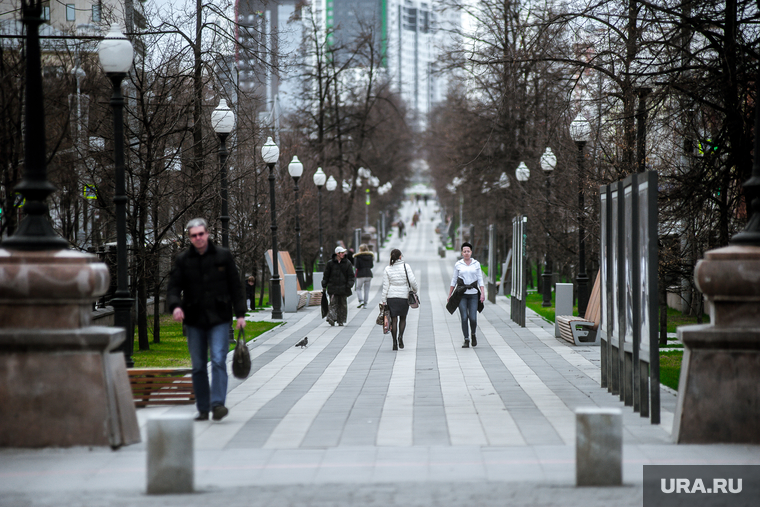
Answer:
[
  {"left": 376, "top": 303, "right": 386, "bottom": 326},
  {"left": 404, "top": 264, "right": 420, "bottom": 309},
  {"left": 383, "top": 311, "right": 391, "bottom": 334},
  {"left": 232, "top": 328, "right": 251, "bottom": 379}
]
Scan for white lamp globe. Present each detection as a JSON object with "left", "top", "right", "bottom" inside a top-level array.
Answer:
[
  {"left": 98, "top": 24, "right": 134, "bottom": 74},
  {"left": 261, "top": 137, "right": 279, "bottom": 164},
  {"left": 211, "top": 99, "right": 235, "bottom": 134},
  {"left": 540, "top": 147, "right": 557, "bottom": 172},
  {"left": 570, "top": 114, "right": 592, "bottom": 143},
  {"left": 498, "top": 172, "right": 510, "bottom": 189},
  {"left": 326, "top": 175, "right": 338, "bottom": 191},
  {"left": 313, "top": 167, "right": 326, "bottom": 187},
  {"left": 516, "top": 161, "right": 530, "bottom": 182},
  {"left": 288, "top": 156, "right": 303, "bottom": 179}
]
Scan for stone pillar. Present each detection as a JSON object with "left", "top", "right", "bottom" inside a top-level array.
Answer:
[
  {"left": 673, "top": 245, "right": 760, "bottom": 443},
  {"left": 0, "top": 249, "right": 140, "bottom": 448}
]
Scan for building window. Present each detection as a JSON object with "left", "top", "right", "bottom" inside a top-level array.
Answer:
[
  {"left": 66, "top": 4, "right": 75, "bottom": 22},
  {"left": 42, "top": 6, "right": 50, "bottom": 21},
  {"left": 92, "top": 4, "right": 101, "bottom": 22}
]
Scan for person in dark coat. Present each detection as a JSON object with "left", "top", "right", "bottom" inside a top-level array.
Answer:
[
  {"left": 353, "top": 243, "right": 374, "bottom": 308},
  {"left": 245, "top": 275, "right": 255, "bottom": 311},
  {"left": 322, "top": 246, "right": 355, "bottom": 325},
  {"left": 167, "top": 218, "right": 247, "bottom": 422}
]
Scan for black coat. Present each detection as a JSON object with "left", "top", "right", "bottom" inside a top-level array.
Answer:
[
  {"left": 446, "top": 277, "right": 484, "bottom": 315},
  {"left": 353, "top": 252, "right": 374, "bottom": 278},
  {"left": 322, "top": 257, "right": 355, "bottom": 296},
  {"left": 167, "top": 241, "right": 247, "bottom": 329}
]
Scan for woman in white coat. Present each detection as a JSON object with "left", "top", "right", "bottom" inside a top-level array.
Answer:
[{"left": 381, "top": 248, "right": 419, "bottom": 351}]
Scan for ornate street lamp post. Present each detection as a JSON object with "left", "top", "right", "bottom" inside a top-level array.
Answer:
[
  {"left": 262, "top": 137, "right": 282, "bottom": 319},
  {"left": 570, "top": 113, "right": 592, "bottom": 317},
  {"left": 540, "top": 147, "right": 557, "bottom": 307},
  {"left": 288, "top": 156, "right": 305, "bottom": 288},
  {"left": 326, "top": 175, "right": 337, "bottom": 253},
  {"left": 313, "top": 167, "right": 326, "bottom": 271},
  {"left": 211, "top": 99, "right": 235, "bottom": 248},
  {"left": 515, "top": 162, "right": 530, "bottom": 293},
  {"left": 98, "top": 24, "right": 135, "bottom": 366},
  {"left": 3, "top": 1, "right": 69, "bottom": 251}
]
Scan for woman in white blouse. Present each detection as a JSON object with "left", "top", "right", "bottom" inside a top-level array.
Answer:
[
  {"left": 447, "top": 242, "right": 485, "bottom": 348},
  {"left": 382, "top": 249, "right": 418, "bottom": 351}
]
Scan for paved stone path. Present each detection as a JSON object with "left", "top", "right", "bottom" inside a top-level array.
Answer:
[{"left": 1, "top": 200, "right": 758, "bottom": 507}]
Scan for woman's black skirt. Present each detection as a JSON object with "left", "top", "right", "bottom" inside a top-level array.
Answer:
[{"left": 386, "top": 297, "right": 410, "bottom": 318}]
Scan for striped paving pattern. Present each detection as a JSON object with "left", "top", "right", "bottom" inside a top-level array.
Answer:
[{"left": 192, "top": 201, "right": 675, "bottom": 451}]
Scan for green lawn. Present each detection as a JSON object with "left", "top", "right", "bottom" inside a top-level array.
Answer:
[
  {"left": 659, "top": 350, "right": 683, "bottom": 391},
  {"left": 132, "top": 314, "right": 280, "bottom": 368},
  {"left": 522, "top": 290, "right": 701, "bottom": 392}
]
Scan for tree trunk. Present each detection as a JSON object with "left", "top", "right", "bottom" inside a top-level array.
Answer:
[{"left": 659, "top": 275, "right": 668, "bottom": 346}]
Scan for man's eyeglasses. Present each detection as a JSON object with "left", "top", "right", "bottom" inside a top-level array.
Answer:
[{"left": 190, "top": 232, "right": 207, "bottom": 239}]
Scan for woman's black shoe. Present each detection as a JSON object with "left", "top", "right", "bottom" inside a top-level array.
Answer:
[
  {"left": 392, "top": 338, "right": 398, "bottom": 351},
  {"left": 194, "top": 412, "right": 209, "bottom": 421},
  {"left": 471, "top": 335, "right": 477, "bottom": 347},
  {"left": 462, "top": 340, "right": 470, "bottom": 348},
  {"left": 398, "top": 337, "right": 404, "bottom": 349}
]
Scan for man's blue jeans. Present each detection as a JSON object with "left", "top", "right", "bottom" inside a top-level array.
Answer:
[
  {"left": 186, "top": 322, "right": 229, "bottom": 413},
  {"left": 458, "top": 293, "right": 479, "bottom": 339}
]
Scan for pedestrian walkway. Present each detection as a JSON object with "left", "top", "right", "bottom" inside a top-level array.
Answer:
[{"left": 1, "top": 200, "right": 758, "bottom": 507}]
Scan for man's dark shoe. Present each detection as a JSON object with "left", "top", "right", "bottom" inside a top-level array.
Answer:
[
  {"left": 327, "top": 319, "right": 335, "bottom": 326},
  {"left": 212, "top": 405, "right": 228, "bottom": 421},
  {"left": 194, "top": 412, "right": 209, "bottom": 421},
  {"left": 338, "top": 322, "right": 344, "bottom": 326},
  {"left": 471, "top": 335, "right": 477, "bottom": 347},
  {"left": 462, "top": 340, "right": 470, "bottom": 348}
]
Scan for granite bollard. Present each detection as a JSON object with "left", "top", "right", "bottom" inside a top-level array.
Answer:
[
  {"left": 575, "top": 407, "right": 622, "bottom": 486},
  {"left": 147, "top": 415, "right": 194, "bottom": 494},
  {"left": 283, "top": 273, "right": 298, "bottom": 313}
]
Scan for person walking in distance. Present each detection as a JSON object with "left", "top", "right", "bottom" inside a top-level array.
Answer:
[
  {"left": 447, "top": 242, "right": 485, "bottom": 348},
  {"left": 245, "top": 275, "right": 256, "bottom": 311},
  {"left": 381, "top": 249, "right": 418, "bottom": 351},
  {"left": 167, "top": 218, "right": 247, "bottom": 421},
  {"left": 353, "top": 243, "right": 374, "bottom": 308},
  {"left": 322, "top": 246, "right": 355, "bottom": 326}
]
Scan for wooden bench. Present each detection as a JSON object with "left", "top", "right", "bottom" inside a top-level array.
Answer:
[
  {"left": 556, "top": 270, "right": 601, "bottom": 346},
  {"left": 128, "top": 368, "right": 195, "bottom": 407}
]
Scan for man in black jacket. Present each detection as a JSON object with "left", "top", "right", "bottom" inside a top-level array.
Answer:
[
  {"left": 167, "top": 218, "right": 247, "bottom": 422},
  {"left": 322, "top": 246, "right": 355, "bottom": 326}
]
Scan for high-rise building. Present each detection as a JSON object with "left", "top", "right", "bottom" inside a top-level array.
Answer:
[
  {"left": 234, "top": 0, "right": 459, "bottom": 127},
  {"left": 326, "top": 0, "right": 460, "bottom": 128}
]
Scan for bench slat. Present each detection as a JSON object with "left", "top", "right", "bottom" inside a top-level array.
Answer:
[{"left": 127, "top": 368, "right": 196, "bottom": 407}]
